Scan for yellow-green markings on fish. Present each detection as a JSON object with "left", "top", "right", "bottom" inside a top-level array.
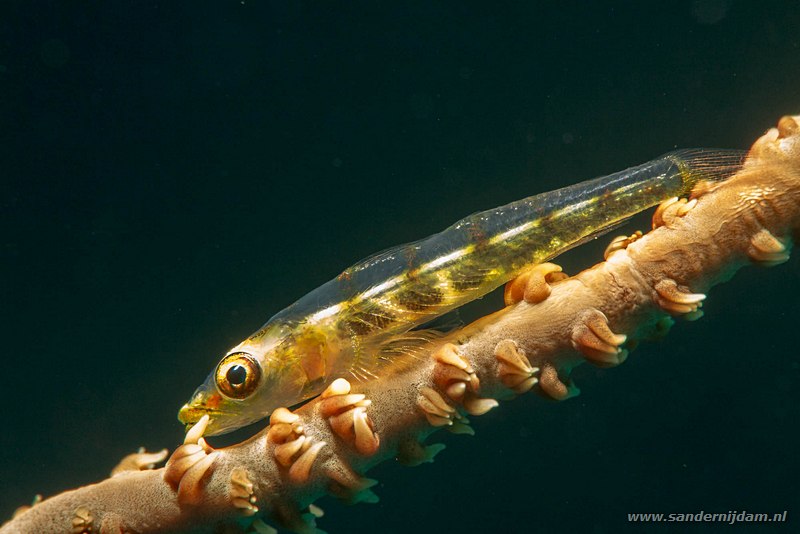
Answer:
[
  {"left": 395, "top": 286, "right": 444, "bottom": 312},
  {"left": 179, "top": 148, "right": 746, "bottom": 435}
]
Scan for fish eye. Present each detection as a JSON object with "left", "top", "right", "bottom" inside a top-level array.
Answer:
[
  {"left": 227, "top": 364, "right": 247, "bottom": 385},
  {"left": 215, "top": 352, "right": 261, "bottom": 399}
]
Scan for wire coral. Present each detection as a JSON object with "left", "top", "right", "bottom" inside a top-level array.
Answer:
[{"left": 3, "top": 114, "right": 799, "bottom": 534}]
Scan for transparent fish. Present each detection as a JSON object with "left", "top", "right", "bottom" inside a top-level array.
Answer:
[{"left": 179, "top": 149, "right": 745, "bottom": 435}]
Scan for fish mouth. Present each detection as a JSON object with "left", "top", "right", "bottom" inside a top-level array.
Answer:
[{"left": 178, "top": 403, "right": 235, "bottom": 430}]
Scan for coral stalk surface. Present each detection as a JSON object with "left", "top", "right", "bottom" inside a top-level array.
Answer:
[{"left": 3, "top": 115, "right": 799, "bottom": 534}]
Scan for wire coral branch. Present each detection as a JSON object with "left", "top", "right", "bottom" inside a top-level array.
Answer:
[{"left": 3, "top": 115, "right": 799, "bottom": 534}]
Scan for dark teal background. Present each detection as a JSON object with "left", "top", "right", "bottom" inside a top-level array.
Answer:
[{"left": 2, "top": 2, "right": 800, "bottom": 533}]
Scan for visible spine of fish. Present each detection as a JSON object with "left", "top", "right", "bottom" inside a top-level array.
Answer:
[
  {"left": 258, "top": 149, "right": 745, "bottom": 385},
  {"left": 282, "top": 149, "right": 742, "bottom": 344},
  {"left": 3, "top": 116, "right": 798, "bottom": 534}
]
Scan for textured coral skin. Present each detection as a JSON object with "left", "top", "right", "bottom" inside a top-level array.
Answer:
[{"left": 2, "top": 115, "right": 799, "bottom": 534}]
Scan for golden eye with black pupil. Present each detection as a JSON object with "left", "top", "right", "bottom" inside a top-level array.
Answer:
[{"left": 215, "top": 352, "right": 261, "bottom": 399}]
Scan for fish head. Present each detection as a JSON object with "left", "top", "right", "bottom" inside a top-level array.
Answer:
[{"left": 178, "top": 327, "right": 308, "bottom": 436}]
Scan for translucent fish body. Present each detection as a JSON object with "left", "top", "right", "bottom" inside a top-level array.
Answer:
[{"left": 180, "top": 149, "right": 744, "bottom": 435}]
